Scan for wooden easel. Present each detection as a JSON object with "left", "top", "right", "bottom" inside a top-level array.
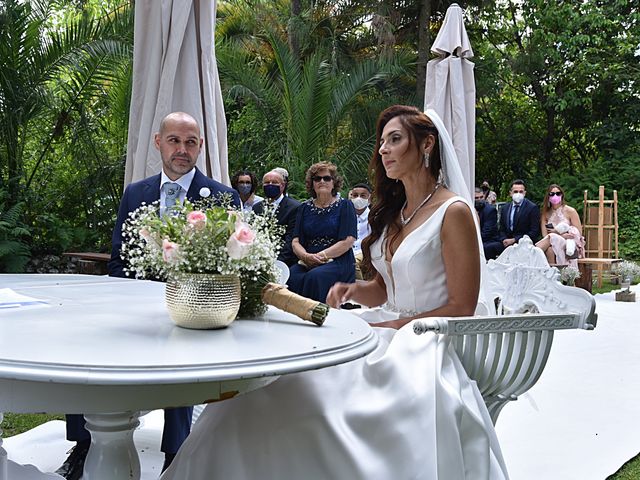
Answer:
[{"left": 581, "top": 186, "right": 619, "bottom": 288}]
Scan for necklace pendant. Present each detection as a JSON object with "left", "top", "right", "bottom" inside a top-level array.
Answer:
[{"left": 399, "top": 182, "right": 441, "bottom": 227}]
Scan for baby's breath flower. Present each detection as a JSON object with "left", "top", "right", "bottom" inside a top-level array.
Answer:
[{"left": 120, "top": 198, "right": 283, "bottom": 316}]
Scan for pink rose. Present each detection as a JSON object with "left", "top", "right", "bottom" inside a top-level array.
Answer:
[
  {"left": 226, "top": 222, "right": 256, "bottom": 259},
  {"left": 235, "top": 222, "right": 256, "bottom": 243},
  {"left": 187, "top": 210, "right": 207, "bottom": 230},
  {"left": 162, "top": 239, "right": 181, "bottom": 264}
]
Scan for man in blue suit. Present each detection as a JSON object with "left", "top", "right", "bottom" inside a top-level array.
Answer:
[
  {"left": 474, "top": 187, "right": 504, "bottom": 259},
  {"left": 57, "top": 112, "right": 240, "bottom": 480},
  {"left": 498, "top": 179, "right": 541, "bottom": 248}
]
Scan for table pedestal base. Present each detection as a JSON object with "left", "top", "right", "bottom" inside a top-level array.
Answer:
[{"left": 84, "top": 412, "right": 141, "bottom": 480}]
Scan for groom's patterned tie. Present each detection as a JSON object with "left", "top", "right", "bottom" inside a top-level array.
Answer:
[{"left": 163, "top": 182, "right": 181, "bottom": 214}]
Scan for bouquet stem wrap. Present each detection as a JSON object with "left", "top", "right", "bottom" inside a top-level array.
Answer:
[{"left": 261, "top": 283, "right": 330, "bottom": 326}]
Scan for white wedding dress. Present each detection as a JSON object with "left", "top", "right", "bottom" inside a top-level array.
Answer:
[{"left": 161, "top": 197, "right": 509, "bottom": 480}]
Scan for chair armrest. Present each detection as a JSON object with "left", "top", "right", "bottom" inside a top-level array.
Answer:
[{"left": 413, "top": 312, "right": 591, "bottom": 336}]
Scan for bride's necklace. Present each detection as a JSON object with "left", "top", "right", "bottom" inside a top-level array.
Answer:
[{"left": 400, "top": 183, "right": 441, "bottom": 226}]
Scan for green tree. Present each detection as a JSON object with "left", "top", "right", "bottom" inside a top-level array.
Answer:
[
  {"left": 0, "top": 0, "right": 131, "bottom": 200},
  {"left": 474, "top": 0, "right": 640, "bottom": 197},
  {"left": 0, "top": 191, "right": 30, "bottom": 272},
  {"left": 217, "top": 1, "right": 413, "bottom": 195},
  {"left": 0, "top": 0, "right": 133, "bottom": 262}
]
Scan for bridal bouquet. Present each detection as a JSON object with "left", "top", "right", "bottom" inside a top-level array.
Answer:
[{"left": 120, "top": 196, "right": 283, "bottom": 317}]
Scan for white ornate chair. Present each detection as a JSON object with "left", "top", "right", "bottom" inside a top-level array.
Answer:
[{"left": 414, "top": 236, "right": 597, "bottom": 423}]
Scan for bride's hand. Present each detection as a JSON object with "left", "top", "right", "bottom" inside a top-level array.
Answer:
[{"left": 327, "top": 282, "right": 357, "bottom": 308}]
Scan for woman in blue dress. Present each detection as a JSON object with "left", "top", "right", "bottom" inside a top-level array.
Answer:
[{"left": 287, "top": 161, "right": 357, "bottom": 302}]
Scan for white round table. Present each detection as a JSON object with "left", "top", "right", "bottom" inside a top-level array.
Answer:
[{"left": 0, "top": 274, "right": 378, "bottom": 480}]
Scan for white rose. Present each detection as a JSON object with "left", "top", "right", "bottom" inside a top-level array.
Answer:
[
  {"left": 199, "top": 187, "right": 211, "bottom": 198},
  {"left": 226, "top": 222, "right": 256, "bottom": 260}
]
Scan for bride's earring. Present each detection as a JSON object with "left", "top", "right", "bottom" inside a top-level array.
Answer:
[{"left": 423, "top": 151, "right": 430, "bottom": 169}]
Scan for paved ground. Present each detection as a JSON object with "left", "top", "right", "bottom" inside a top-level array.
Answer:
[{"left": 5, "top": 286, "right": 640, "bottom": 479}]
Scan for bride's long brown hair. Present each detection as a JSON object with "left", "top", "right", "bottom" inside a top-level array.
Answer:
[{"left": 361, "top": 105, "right": 442, "bottom": 276}]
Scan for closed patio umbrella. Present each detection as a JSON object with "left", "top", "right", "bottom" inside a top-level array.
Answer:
[
  {"left": 424, "top": 3, "right": 475, "bottom": 203},
  {"left": 124, "top": 0, "right": 229, "bottom": 186}
]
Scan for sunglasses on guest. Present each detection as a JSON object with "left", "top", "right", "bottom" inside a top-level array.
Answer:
[
  {"left": 548, "top": 191, "right": 563, "bottom": 197},
  {"left": 312, "top": 175, "right": 334, "bottom": 183}
]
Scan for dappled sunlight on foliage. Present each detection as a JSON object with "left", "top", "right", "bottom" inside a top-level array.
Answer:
[{"left": 0, "top": 0, "right": 638, "bottom": 267}]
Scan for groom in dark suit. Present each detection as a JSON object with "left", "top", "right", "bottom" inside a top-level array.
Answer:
[
  {"left": 57, "top": 112, "right": 240, "bottom": 480},
  {"left": 498, "top": 179, "right": 541, "bottom": 248},
  {"left": 253, "top": 169, "right": 301, "bottom": 266}
]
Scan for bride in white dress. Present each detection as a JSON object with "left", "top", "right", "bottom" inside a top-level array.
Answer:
[{"left": 161, "top": 106, "right": 509, "bottom": 479}]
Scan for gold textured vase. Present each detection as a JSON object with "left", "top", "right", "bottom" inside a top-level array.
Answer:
[{"left": 166, "top": 273, "right": 241, "bottom": 329}]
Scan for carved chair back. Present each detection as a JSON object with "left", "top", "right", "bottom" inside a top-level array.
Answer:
[{"left": 414, "top": 236, "right": 597, "bottom": 423}]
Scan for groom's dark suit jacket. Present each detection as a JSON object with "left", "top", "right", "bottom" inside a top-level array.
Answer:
[
  {"left": 498, "top": 197, "right": 541, "bottom": 244},
  {"left": 108, "top": 168, "right": 240, "bottom": 277},
  {"left": 253, "top": 195, "right": 301, "bottom": 267},
  {"left": 64, "top": 169, "right": 239, "bottom": 454}
]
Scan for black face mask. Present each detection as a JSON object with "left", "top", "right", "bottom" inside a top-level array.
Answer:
[
  {"left": 474, "top": 200, "right": 485, "bottom": 211},
  {"left": 263, "top": 184, "right": 281, "bottom": 199},
  {"left": 481, "top": 185, "right": 489, "bottom": 192}
]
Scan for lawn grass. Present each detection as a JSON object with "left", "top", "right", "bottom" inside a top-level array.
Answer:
[
  {"left": 592, "top": 282, "right": 620, "bottom": 295},
  {"left": 590, "top": 277, "right": 637, "bottom": 295},
  {"left": 2, "top": 412, "right": 64, "bottom": 437},
  {"left": 608, "top": 452, "right": 640, "bottom": 479}
]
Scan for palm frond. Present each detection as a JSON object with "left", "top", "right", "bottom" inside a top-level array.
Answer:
[
  {"left": 290, "top": 54, "right": 333, "bottom": 165},
  {"left": 216, "top": 39, "right": 280, "bottom": 115},
  {"left": 264, "top": 29, "right": 303, "bottom": 134}
]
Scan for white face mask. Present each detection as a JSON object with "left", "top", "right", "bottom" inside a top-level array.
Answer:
[
  {"left": 351, "top": 197, "right": 369, "bottom": 210},
  {"left": 511, "top": 192, "right": 525, "bottom": 204}
]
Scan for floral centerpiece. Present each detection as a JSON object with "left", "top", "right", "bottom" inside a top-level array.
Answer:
[
  {"left": 120, "top": 194, "right": 283, "bottom": 327},
  {"left": 612, "top": 260, "right": 640, "bottom": 292},
  {"left": 560, "top": 265, "right": 581, "bottom": 286}
]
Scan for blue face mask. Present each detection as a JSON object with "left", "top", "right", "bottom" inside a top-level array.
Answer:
[
  {"left": 263, "top": 184, "right": 281, "bottom": 199},
  {"left": 237, "top": 184, "right": 252, "bottom": 196}
]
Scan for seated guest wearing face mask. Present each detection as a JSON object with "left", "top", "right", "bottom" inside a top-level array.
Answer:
[
  {"left": 273, "top": 167, "right": 289, "bottom": 196},
  {"left": 535, "top": 184, "right": 585, "bottom": 268},
  {"left": 474, "top": 187, "right": 503, "bottom": 260},
  {"left": 348, "top": 183, "right": 372, "bottom": 280},
  {"left": 231, "top": 170, "right": 263, "bottom": 213},
  {"left": 253, "top": 170, "right": 301, "bottom": 266},
  {"left": 498, "top": 179, "right": 541, "bottom": 247}
]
